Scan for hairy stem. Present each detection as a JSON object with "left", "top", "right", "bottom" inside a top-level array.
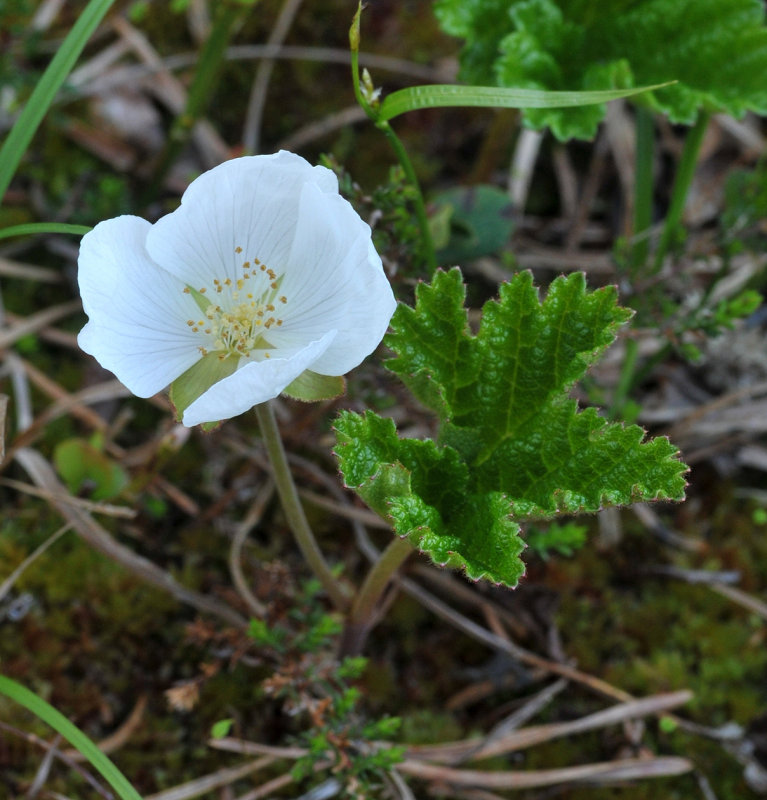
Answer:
[
  {"left": 652, "top": 111, "right": 711, "bottom": 273},
  {"left": 254, "top": 402, "right": 349, "bottom": 611},
  {"left": 350, "top": 6, "right": 437, "bottom": 272},
  {"left": 376, "top": 121, "right": 438, "bottom": 272},
  {"left": 340, "top": 535, "right": 414, "bottom": 656}
]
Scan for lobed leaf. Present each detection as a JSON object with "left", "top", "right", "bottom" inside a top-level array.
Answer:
[
  {"left": 336, "top": 269, "right": 687, "bottom": 586},
  {"left": 335, "top": 410, "right": 525, "bottom": 585},
  {"left": 434, "top": 0, "right": 767, "bottom": 139}
]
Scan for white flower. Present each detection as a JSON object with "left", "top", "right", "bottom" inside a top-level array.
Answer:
[{"left": 77, "top": 151, "right": 396, "bottom": 426}]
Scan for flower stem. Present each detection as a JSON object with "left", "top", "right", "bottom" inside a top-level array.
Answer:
[
  {"left": 340, "top": 535, "right": 414, "bottom": 657},
  {"left": 652, "top": 110, "right": 711, "bottom": 273},
  {"left": 349, "top": 4, "right": 437, "bottom": 273},
  {"left": 254, "top": 401, "right": 350, "bottom": 611}
]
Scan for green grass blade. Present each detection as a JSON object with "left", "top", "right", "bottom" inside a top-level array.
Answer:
[
  {"left": 0, "top": 222, "right": 91, "bottom": 241},
  {"left": 0, "top": 674, "right": 143, "bottom": 800},
  {"left": 0, "top": 0, "right": 116, "bottom": 204},
  {"left": 378, "top": 82, "right": 674, "bottom": 122}
]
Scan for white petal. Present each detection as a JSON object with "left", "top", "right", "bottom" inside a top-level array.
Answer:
[
  {"left": 77, "top": 216, "right": 203, "bottom": 397},
  {"left": 182, "top": 330, "right": 337, "bottom": 426},
  {"left": 269, "top": 183, "right": 396, "bottom": 375},
  {"left": 145, "top": 152, "right": 338, "bottom": 290}
]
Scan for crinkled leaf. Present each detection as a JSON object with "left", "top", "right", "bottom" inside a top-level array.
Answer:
[
  {"left": 384, "top": 269, "right": 477, "bottom": 421},
  {"left": 389, "top": 269, "right": 686, "bottom": 515},
  {"left": 435, "top": 0, "right": 767, "bottom": 139},
  {"left": 335, "top": 410, "right": 525, "bottom": 585},
  {"left": 336, "top": 269, "right": 686, "bottom": 586}
]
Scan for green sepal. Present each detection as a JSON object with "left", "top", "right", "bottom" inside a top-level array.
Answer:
[
  {"left": 169, "top": 352, "right": 239, "bottom": 422},
  {"left": 282, "top": 370, "right": 346, "bottom": 402}
]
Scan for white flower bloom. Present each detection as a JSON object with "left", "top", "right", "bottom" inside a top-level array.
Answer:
[{"left": 77, "top": 151, "right": 396, "bottom": 426}]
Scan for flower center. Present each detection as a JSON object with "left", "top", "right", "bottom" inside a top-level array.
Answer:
[{"left": 184, "top": 249, "right": 287, "bottom": 361}]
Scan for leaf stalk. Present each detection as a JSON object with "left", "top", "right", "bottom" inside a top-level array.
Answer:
[{"left": 340, "top": 535, "right": 414, "bottom": 656}]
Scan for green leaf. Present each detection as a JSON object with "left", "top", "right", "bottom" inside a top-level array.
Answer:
[
  {"left": 210, "top": 718, "right": 234, "bottom": 739},
  {"left": 377, "top": 81, "right": 672, "bottom": 122},
  {"left": 0, "top": 675, "right": 143, "bottom": 800},
  {"left": 282, "top": 370, "right": 346, "bottom": 402},
  {"left": 432, "top": 184, "right": 515, "bottom": 263},
  {"left": 434, "top": 0, "right": 767, "bottom": 139},
  {"left": 54, "top": 438, "right": 128, "bottom": 501},
  {"left": 168, "top": 352, "right": 239, "bottom": 422},
  {"left": 0, "top": 223, "right": 91, "bottom": 241},
  {"left": 336, "top": 269, "right": 687, "bottom": 586},
  {"left": 384, "top": 268, "right": 476, "bottom": 421},
  {"left": 525, "top": 521, "right": 588, "bottom": 559},
  {"left": 0, "top": 0, "right": 117, "bottom": 203},
  {"left": 335, "top": 410, "right": 526, "bottom": 585}
]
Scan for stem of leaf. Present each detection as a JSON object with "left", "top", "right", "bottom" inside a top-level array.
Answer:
[
  {"left": 652, "top": 111, "right": 711, "bottom": 273},
  {"left": 254, "top": 401, "right": 350, "bottom": 611},
  {"left": 340, "top": 535, "right": 414, "bottom": 657},
  {"left": 349, "top": 8, "right": 437, "bottom": 272},
  {"left": 142, "top": 4, "right": 244, "bottom": 204},
  {"left": 631, "top": 106, "right": 655, "bottom": 272}
]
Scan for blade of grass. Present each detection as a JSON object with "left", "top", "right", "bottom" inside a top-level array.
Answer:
[
  {"left": 378, "top": 82, "right": 675, "bottom": 123},
  {"left": 0, "top": 674, "right": 143, "bottom": 800},
  {"left": 631, "top": 106, "right": 655, "bottom": 272},
  {"left": 652, "top": 110, "right": 711, "bottom": 272},
  {"left": 0, "top": 222, "right": 91, "bottom": 241},
  {"left": 142, "top": 4, "right": 246, "bottom": 203},
  {"left": 0, "top": 0, "right": 116, "bottom": 205}
]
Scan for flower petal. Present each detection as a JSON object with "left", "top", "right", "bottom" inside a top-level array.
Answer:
[
  {"left": 145, "top": 151, "right": 338, "bottom": 290},
  {"left": 182, "top": 330, "right": 337, "bottom": 426},
  {"left": 77, "top": 216, "right": 203, "bottom": 397},
  {"left": 268, "top": 182, "right": 396, "bottom": 375}
]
